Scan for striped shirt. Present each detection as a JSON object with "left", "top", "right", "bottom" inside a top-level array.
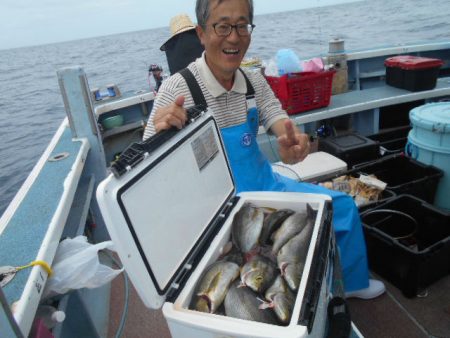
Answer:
[{"left": 143, "top": 53, "right": 288, "bottom": 140}]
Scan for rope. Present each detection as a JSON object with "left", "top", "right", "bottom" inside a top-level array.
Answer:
[{"left": 17, "top": 260, "right": 53, "bottom": 277}]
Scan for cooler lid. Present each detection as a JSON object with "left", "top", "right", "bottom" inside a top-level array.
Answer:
[
  {"left": 384, "top": 55, "right": 444, "bottom": 70},
  {"left": 96, "top": 111, "right": 236, "bottom": 309},
  {"left": 409, "top": 102, "right": 450, "bottom": 132}
]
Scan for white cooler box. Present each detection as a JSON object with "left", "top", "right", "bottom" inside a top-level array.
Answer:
[{"left": 96, "top": 111, "right": 346, "bottom": 338}]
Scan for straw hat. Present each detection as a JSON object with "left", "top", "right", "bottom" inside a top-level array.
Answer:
[{"left": 160, "top": 14, "right": 197, "bottom": 51}]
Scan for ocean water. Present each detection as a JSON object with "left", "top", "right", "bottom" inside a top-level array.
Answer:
[{"left": 0, "top": 0, "right": 449, "bottom": 215}]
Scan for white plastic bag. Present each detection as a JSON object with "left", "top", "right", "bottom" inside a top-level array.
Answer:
[{"left": 43, "top": 236, "right": 123, "bottom": 299}]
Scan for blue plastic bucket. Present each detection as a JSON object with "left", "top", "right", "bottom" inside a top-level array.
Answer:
[{"left": 406, "top": 102, "right": 450, "bottom": 210}]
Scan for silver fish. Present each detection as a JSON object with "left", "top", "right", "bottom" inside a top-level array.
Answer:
[
  {"left": 260, "top": 209, "right": 295, "bottom": 245},
  {"left": 231, "top": 203, "right": 264, "bottom": 253},
  {"left": 260, "top": 291, "right": 295, "bottom": 325},
  {"left": 271, "top": 292, "right": 295, "bottom": 324},
  {"left": 240, "top": 255, "right": 277, "bottom": 293},
  {"left": 262, "top": 275, "right": 295, "bottom": 324},
  {"left": 191, "top": 260, "right": 240, "bottom": 313},
  {"left": 271, "top": 204, "right": 315, "bottom": 255},
  {"left": 277, "top": 221, "right": 314, "bottom": 291},
  {"left": 224, "top": 281, "right": 278, "bottom": 324}
]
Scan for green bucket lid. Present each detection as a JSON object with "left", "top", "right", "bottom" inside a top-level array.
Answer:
[{"left": 409, "top": 102, "right": 450, "bottom": 133}]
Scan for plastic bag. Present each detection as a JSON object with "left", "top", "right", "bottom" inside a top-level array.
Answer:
[
  {"left": 276, "top": 49, "right": 302, "bottom": 76},
  {"left": 302, "top": 57, "right": 325, "bottom": 72},
  {"left": 43, "top": 236, "right": 123, "bottom": 299},
  {"left": 263, "top": 58, "right": 279, "bottom": 77}
]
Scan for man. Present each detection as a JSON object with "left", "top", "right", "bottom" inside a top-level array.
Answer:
[
  {"left": 148, "top": 64, "right": 163, "bottom": 92},
  {"left": 143, "top": 0, "right": 385, "bottom": 299}
]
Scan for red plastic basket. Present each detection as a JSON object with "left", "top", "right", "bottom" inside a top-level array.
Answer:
[{"left": 266, "top": 71, "right": 335, "bottom": 115}]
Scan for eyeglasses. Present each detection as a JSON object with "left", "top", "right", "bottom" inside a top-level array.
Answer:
[{"left": 212, "top": 23, "right": 255, "bottom": 37}]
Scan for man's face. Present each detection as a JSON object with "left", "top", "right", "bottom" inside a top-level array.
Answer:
[{"left": 197, "top": 0, "right": 251, "bottom": 80}]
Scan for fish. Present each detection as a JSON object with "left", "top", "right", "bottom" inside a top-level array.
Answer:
[
  {"left": 260, "top": 292, "right": 295, "bottom": 325},
  {"left": 277, "top": 221, "right": 314, "bottom": 291},
  {"left": 231, "top": 203, "right": 264, "bottom": 253},
  {"left": 240, "top": 255, "right": 277, "bottom": 293},
  {"left": 261, "top": 275, "right": 295, "bottom": 324},
  {"left": 259, "top": 208, "right": 295, "bottom": 245},
  {"left": 191, "top": 260, "right": 240, "bottom": 313},
  {"left": 265, "top": 274, "right": 292, "bottom": 302},
  {"left": 271, "top": 204, "right": 316, "bottom": 255},
  {"left": 224, "top": 281, "right": 279, "bottom": 324},
  {"left": 271, "top": 292, "right": 295, "bottom": 324}
]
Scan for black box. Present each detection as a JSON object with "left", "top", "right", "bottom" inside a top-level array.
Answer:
[
  {"left": 385, "top": 55, "right": 443, "bottom": 92},
  {"left": 318, "top": 132, "right": 379, "bottom": 167},
  {"left": 367, "top": 126, "right": 411, "bottom": 156},
  {"left": 360, "top": 195, "right": 450, "bottom": 297},
  {"left": 351, "top": 153, "right": 443, "bottom": 203}
]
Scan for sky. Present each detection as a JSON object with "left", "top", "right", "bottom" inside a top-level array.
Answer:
[{"left": 0, "top": 0, "right": 359, "bottom": 50}]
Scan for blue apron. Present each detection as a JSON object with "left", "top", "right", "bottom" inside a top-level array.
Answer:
[{"left": 220, "top": 103, "right": 369, "bottom": 292}]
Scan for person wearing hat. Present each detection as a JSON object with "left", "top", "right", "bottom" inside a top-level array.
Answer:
[
  {"left": 160, "top": 14, "right": 205, "bottom": 74},
  {"left": 143, "top": 0, "right": 385, "bottom": 300}
]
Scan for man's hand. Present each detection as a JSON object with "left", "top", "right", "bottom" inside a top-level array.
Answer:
[
  {"left": 276, "top": 119, "right": 310, "bottom": 164},
  {"left": 153, "top": 96, "right": 187, "bottom": 132}
]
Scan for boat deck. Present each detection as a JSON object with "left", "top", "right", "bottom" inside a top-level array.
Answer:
[{"left": 107, "top": 272, "right": 450, "bottom": 337}]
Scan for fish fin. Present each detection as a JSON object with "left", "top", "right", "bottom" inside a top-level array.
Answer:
[
  {"left": 280, "top": 262, "right": 288, "bottom": 276},
  {"left": 237, "top": 280, "right": 247, "bottom": 288},
  {"left": 259, "top": 301, "right": 274, "bottom": 310},
  {"left": 306, "top": 203, "right": 318, "bottom": 219},
  {"left": 218, "top": 241, "right": 233, "bottom": 259},
  {"left": 245, "top": 246, "right": 260, "bottom": 262},
  {"left": 260, "top": 245, "right": 277, "bottom": 263}
]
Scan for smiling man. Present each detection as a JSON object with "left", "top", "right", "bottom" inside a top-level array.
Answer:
[{"left": 143, "top": 0, "right": 385, "bottom": 300}]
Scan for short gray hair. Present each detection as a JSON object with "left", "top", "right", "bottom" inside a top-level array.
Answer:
[{"left": 195, "top": 0, "right": 254, "bottom": 28}]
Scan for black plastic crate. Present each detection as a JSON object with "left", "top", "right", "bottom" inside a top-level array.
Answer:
[
  {"left": 351, "top": 153, "right": 443, "bottom": 203},
  {"left": 385, "top": 56, "right": 444, "bottom": 92},
  {"left": 386, "top": 66, "right": 441, "bottom": 92},
  {"left": 367, "top": 126, "right": 411, "bottom": 156},
  {"left": 318, "top": 132, "right": 379, "bottom": 167},
  {"left": 360, "top": 195, "right": 450, "bottom": 297}
]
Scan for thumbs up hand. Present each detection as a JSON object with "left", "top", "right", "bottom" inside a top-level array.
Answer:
[{"left": 153, "top": 95, "right": 187, "bottom": 132}]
